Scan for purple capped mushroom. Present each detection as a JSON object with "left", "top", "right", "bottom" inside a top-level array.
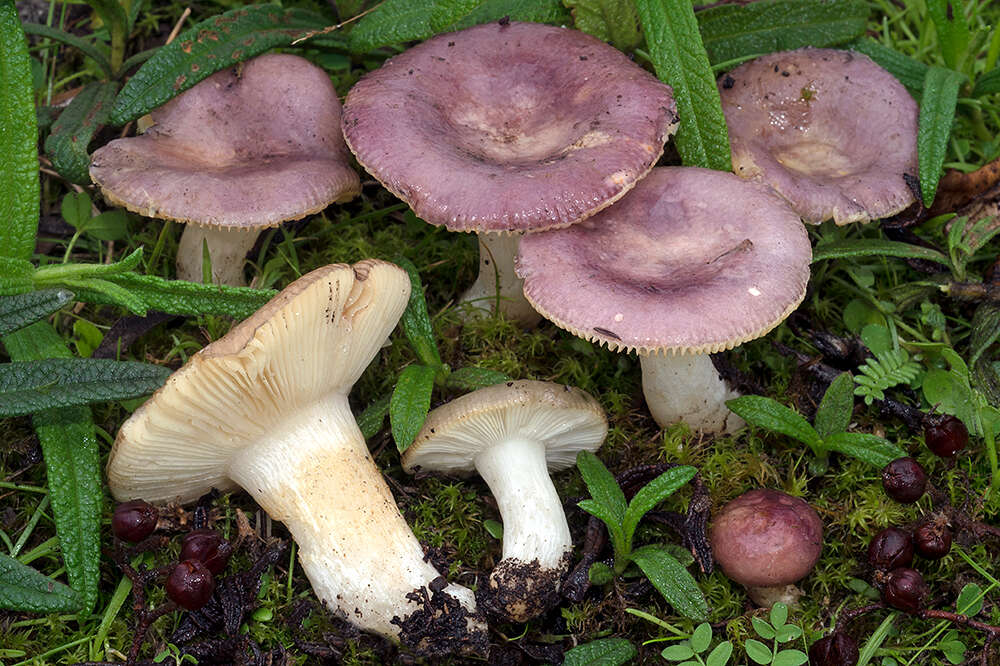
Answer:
[
  {"left": 342, "top": 21, "right": 678, "bottom": 324},
  {"left": 719, "top": 48, "right": 918, "bottom": 225},
  {"left": 90, "top": 53, "right": 361, "bottom": 286},
  {"left": 517, "top": 167, "right": 812, "bottom": 434}
]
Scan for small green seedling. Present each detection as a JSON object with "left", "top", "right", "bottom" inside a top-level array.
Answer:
[
  {"left": 743, "top": 603, "right": 807, "bottom": 666},
  {"left": 576, "top": 450, "right": 708, "bottom": 620}
]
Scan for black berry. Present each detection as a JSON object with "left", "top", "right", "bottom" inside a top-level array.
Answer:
[
  {"left": 166, "top": 559, "right": 215, "bottom": 610},
  {"left": 180, "top": 529, "right": 233, "bottom": 575},
  {"left": 913, "top": 519, "right": 952, "bottom": 559},
  {"left": 881, "top": 457, "right": 927, "bottom": 503},
  {"left": 808, "top": 631, "right": 859, "bottom": 666},
  {"left": 867, "top": 527, "right": 913, "bottom": 571},
  {"left": 111, "top": 500, "right": 158, "bottom": 542},
  {"left": 924, "top": 414, "right": 968, "bottom": 457},
  {"left": 882, "top": 567, "right": 928, "bottom": 613}
]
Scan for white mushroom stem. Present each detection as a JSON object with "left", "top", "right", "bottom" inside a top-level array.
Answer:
[
  {"left": 176, "top": 225, "right": 262, "bottom": 286},
  {"left": 228, "top": 395, "right": 478, "bottom": 640},
  {"left": 459, "top": 232, "right": 541, "bottom": 327},
  {"left": 473, "top": 436, "right": 571, "bottom": 569},
  {"left": 640, "top": 352, "right": 745, "bottom": 434}
]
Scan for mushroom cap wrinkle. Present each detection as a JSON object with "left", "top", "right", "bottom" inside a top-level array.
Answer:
[
  {"left": 720, "top": 47, "right": 918, "bottom": 225},
  {"left": 107, "top": 261, "right": 488, "bottom": 653},
  {"left": 342, "top": 21, "right": 678, "bottom": 234}
]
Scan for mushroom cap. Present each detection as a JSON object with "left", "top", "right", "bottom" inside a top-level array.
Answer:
[
  {"left": 90, "top": 53, "right": 361, "bottom": 228},
  {"left": 342, "top": 21, "right": 678, "bottom": 233},
  {"left": 516, "top": 167, "right": 811, "bottom": 355},
  {"left": 720, "top": 47, "right": 918, "bottom": 225},
  {"left": 402, "top": 380, "right": 607, "bottom": 475},
  {"left": 107, "top": 260, "right": 410, "bottom": 504},
  {"left": 709, "top": 489, "right": 823, "bottom": 588}
]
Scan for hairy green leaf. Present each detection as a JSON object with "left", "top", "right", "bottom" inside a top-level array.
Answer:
[
  {"left": 815, "top": 372, "right": 853, "bottom": 439},
  {"left": 562, "top": 638, "right": 636, "bottom": 666},
  {"left": 812, "top": 239, "right": 950, "bottom": 264},
  {"left": 636, "top": 0, "right": 730, "bottom": 170},
  {"left": 0, "top": 1, "right": 40, "bottom": 261},
  {"left": 3, "top": 323, "right": 102, "bottom": 613},
  {"left": 0, "top": 358, "right": 170, "bottom": 418},
  {"left": 846, "top": 37, "right": 928, "bottom": 94},
  {"left": 444, "top": 366, "right": 511, "bottom": 391},
  {"left": 429, "top": 0, "right": 568, "bottom": 33},
  {"left": 564, "top": 0, "right": 642, "bottom": 51},
  {"left": 622, "top": 466, "right": 697, "bottom": 549},
  {"left": 918, "top": 66, "right": 964, "bottom": 206},
  {"left": 927, "top": 0, "right": 970, "bottom": 71},
  {"left": 823, "top": 432, "right": 907, "bottom": 468},
  {"left": 698, "top": 0, "right": 867, "bottom": 67},
  {"left": 0, "top": 289, "right": 74, "bottom": 337},
  {"left": 44, "top": 80, "right": 118, "bottom": 184},
  {"left": 111, "top": 5, "right": 329, "bottom": 124},
  {"left": 390, "top": 364, "right": 437, "bottom": 452},
  {"left": 972, "top": 67, "right": 1000, "bottom": 97},
  {"left": 726, "top": 395, "right": 823, "bottom": 449},
  {"left": 358, "top": 393, "right": 391, "bottom": 440},
  {"left": 20, "top": 23, "right": 112, "bottom": 76},
  {"left": 631, "top": 544, "right": 709, "bottom": 620},
  {"left": 0, "top": 553, "right": 81, "bottom": 613},
  {"left": 396, "top": 257, "right": 443, "bottom": 369},
  {"left": 348, "top": 0, "right": 434, "bottom": 51},
  {"left": 576, "top": 450, "right": 627, "bottom": 523}
]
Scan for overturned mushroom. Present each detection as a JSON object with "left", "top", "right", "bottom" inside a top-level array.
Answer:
[
  {"left": 90, "top": 54, "right": 360, "bottom": 286},
  {"left": 342, "top": 21, "right": 677, "bottom": 324},
  {"left": 106, "top": 261, "right": 486, "bottom": 654},
  {"left": 720, "top": 48, "right": 918, "bottom": 224},
  {"left": 402, "top": 380, "right": 608, "bottom": 622}
]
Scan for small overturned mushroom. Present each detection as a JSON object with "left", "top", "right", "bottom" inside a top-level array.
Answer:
[
  {"left": 402, "top": 380, "right": 608, "bottom": 622},
  {"left": 90, "top": 54, "right": 361, "bottom": 286},
  {"left": 106, "top": 261, "right": 486, "bottom": 654},
  {"left": 720, "top": 48, "right": 918, "bottom": 225},
  {"left": 342, "top": 21, "right": 677, "bottom": 324},
  {"left": 710, "top": 489, "right": 823, "bottom": 607}
]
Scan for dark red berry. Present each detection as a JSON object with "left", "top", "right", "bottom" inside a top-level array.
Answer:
[
  {"left": 166, "top": 559, "right": 215, "bottom": 610},
  {"left": 881, "top": 457, "right": 927, "bottom": 503},
  {"left": 111, "top": 500, "right": 158, "bottom": 542},
  {"left": 867, "top": 527, "right": 913, "bottom": 571},
  {"left": 913, "top": 519, "right": 952, "bottom": 559},
  {"left": 808, "top": 631, "right": 859, "bottom": 666},
  {"left": 180, "top": 529, "right": 233, "bottom": 575},
  {"left": 882, "top": 567, "right": 928, "bottom": 613},
  {"left": 924, "top": 414, "right": 969, "bottom": 457}
]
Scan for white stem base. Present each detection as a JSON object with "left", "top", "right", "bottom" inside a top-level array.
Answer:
[
  {"left": 176, "top": 225, "right": 261, "bottom": 287},
  {"left": 228, "top": 397, "right": 481, "bottom": 643},
  {"left": 459, "top": 233, "right": 541, "bottom": 327},
  {"left": 640, "top": 353, "right": 744, "bottom": 434}
]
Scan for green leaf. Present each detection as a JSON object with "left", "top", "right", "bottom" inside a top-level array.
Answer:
[
  {"left": 752, "top": 616, "right": 776, "bottom": 640},
  {"left": 923, "top": 367, "right": 980, "bottom": 435},
  {"left": 621, "top": 466, "right": 697, "bottom": 548},
  {"left": 956, "top": 582, "right": 984, "bottom": 616},
  {"left": 0, "top": 0, "right": 40, "bottom": 262},
  {"left": 0, "top": 258, "right": 35, "bottom": 296},
  {"left": 823, "top": 432, "right": 907, "bottom": 468},
  {"left": 428, "top": 0, "right": 569, "bottom": 33},
  {"left": 390, "top": 364, "right": 437, "bottom": 452},
  {"left": 578, "top": 499, "right": 626, "bottom": 539},
  {"left": 635, "top": 0, "right": 730, "bottom": 170},
  {"left": 772, "top": 649, "right": 808, "bottom": 666},
  {"left": 927, "top": 0, "right": 970, "bottom": 71},
  {"left": 0, "top": 552, "right": 81, "bottom": 613},
  {"left": 775, "top": 625, "right": 802, "bottom": 643},
  {"left": 396, "top": 257, "right": 443, "bottom": 369},
  {"left": 939, "top": 640, "right": 966, "bottom": 665},
  {"left": 811, "top": 239, "right": 950, "bottom": 264},
  {"left": 347, "top": 0, "right": 434, "bottom": 52},
  {"left": 576, "top": 450, "right": 627, "bottom": 524},
  {"left": 690, "top": 623, "right": 713, "bottom": 653},
  {"left": 918, "top": 66, "right": 964, "bottom": 206},
  {"left": 814, "top": 372, "right": 854, "bottom": 439},
  {"left": 565, "top": 0, "right": 642, "bottom": 51},
  {"left": 0, "top": 358, "right": 170, "bottom": 418},
  {"left": 970, "top": 303, "right": 1000, "bottom": 367},
  {"left": 972, "top": 67, "right": 1000, "bottom": 97},
  {"left": 725, "top": 395, "right": 823, "bottom": 449},
  {"left": 110, "top": 5, "right": 330, "bottom": 125},
  {"left": 3, "top": 323, "right": 102, "bottom": 613},
  {"left": 770, "top": 602, "right": 788, "bottom": 628},
  {"left": 0, "top": 289, "right": 74, "bottom": 337},
  {"left": 846, "top": 38, "right": 928, "bottom": 95},
  {"left": 444, "top": 366, "right": 511, "bottom": 391},
  {"left": 20, "top": 22, "right": 113, "bottom": 76},
  {"left": 61, "top": 278, "right": 149, "bottom": 317},
  {"left": 562, "top": 638, "right": 636, "bottom": 666},
  {"left": 698, "top": 0, "right": 867, "bottom": 67},
  {"left": 483, "top": 518, "right": 503, "bottom": 539},
  {"left": 357, "top": 393, "right": 391, "bottom": 439},
  {"left": 61, "top": 191, "right": 93, "bottom": 229},
  {"left": 662, "top": 645, "right": 696, "bottom": 662},
  {"left": 588, "top": 560, "right": 615, "bottom": 585},
  {"left": 44, "top": 80, "right": 118, "bottom": 185},
  {"left": 744, "top": 639, "right": 772, "bottom": 665},
  {"left": 630, "top": 544, "right": 709, "bottom": 620},
  {"left": 83, "top": 210, "right": 129, "bottom": 242},
  {"left": 706, "top": 641, "right": 734, "bottom": 666}
]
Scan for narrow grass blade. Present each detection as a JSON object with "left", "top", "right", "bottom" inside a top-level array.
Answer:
[
  {"left": 20, "top": 23, "right": 112, "bottom": 76},
  {"left": 918, "top": 66, "right": 965, "bottom": 206}
]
